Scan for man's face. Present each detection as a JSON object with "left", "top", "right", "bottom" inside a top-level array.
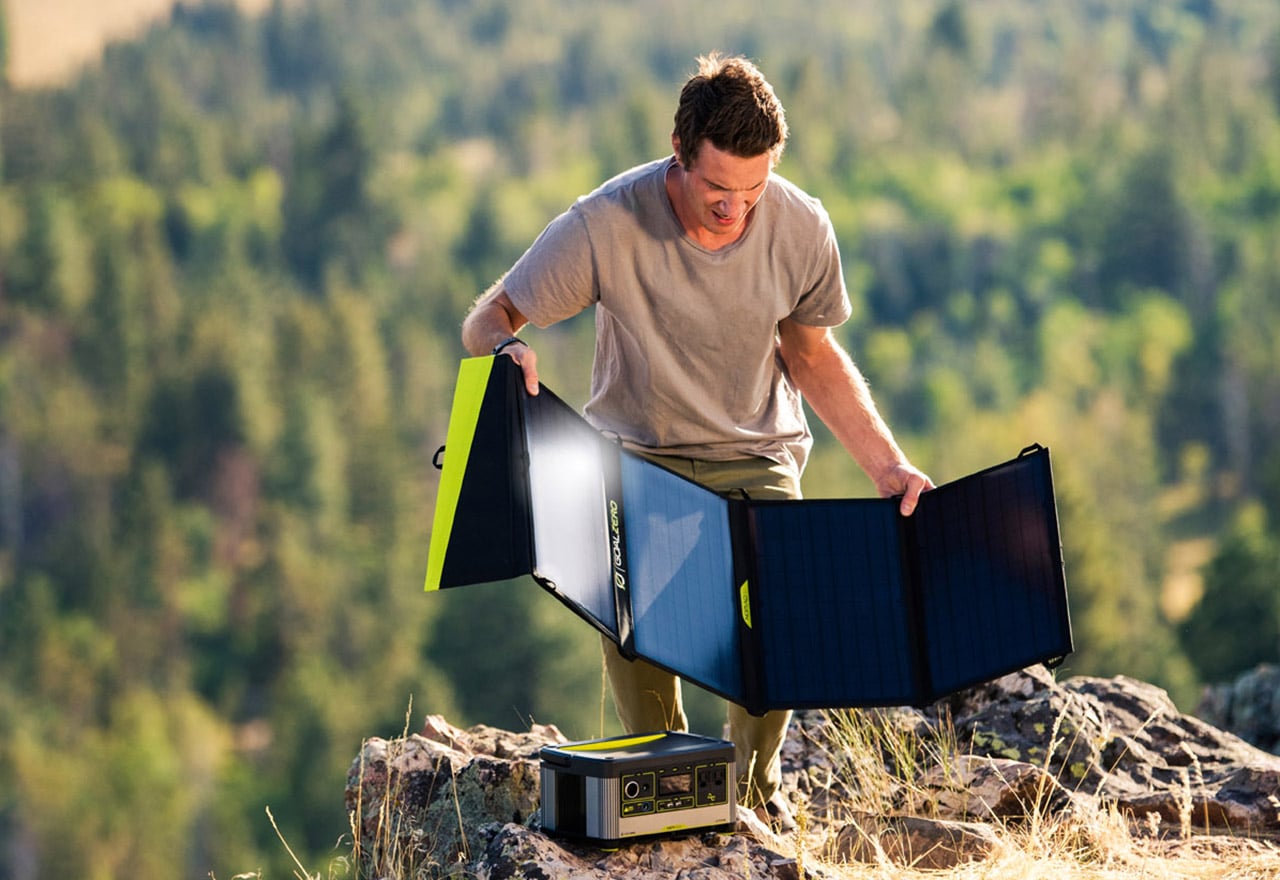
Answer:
[{"left": 671, "top": 138, "right": 773, "bottom": 245}]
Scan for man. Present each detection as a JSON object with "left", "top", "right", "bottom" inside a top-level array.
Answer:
[{"left": 461, "top": 53, "right": 933, "bottom": 830}]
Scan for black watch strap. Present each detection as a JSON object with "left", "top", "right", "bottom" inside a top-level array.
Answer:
[{"left": 492, "top": 336, "right": 526, "bottom": 356}]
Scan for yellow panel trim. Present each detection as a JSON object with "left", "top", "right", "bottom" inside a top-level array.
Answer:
[
  {"left": 560, "top": 733, "right": 667, "bottom": 752},
  {"left": 424, "top": 357, "right": 496, "bottom": 591}
]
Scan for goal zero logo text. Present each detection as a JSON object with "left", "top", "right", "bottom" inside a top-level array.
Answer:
[{"left": 609, "top": 499, "right": 627, "bottom": 591}]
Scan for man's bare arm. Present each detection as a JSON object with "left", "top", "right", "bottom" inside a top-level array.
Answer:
[
  {"left": 778, "top": 318, "right": 933, "bottom": 515},
  {"left": 462, "top": 282, "right": 541, "bottom": 395}
]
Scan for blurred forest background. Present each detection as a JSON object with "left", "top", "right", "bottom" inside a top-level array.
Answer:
[{"left": 1, "top": 0, "right": 1279, "bottom": 875}]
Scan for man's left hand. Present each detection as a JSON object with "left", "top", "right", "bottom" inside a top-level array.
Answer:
[{"left": 877, "top": 464, "right": 935, "bottom": 517}]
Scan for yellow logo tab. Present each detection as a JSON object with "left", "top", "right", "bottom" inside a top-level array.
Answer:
[
  {"left": 739, "top": 580, "right": 752, "bottom": 628},
  {"left": 561, "top": 733, "right": 665, "bottom": 752}
]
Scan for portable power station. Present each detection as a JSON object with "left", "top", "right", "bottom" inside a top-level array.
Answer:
[{"left": 539, "top": 731, "right": 737, "bottom": 846}]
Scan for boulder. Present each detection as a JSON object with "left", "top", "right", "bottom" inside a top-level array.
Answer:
[
  {"left": 1198, "top": 664, "right": 1280, "bottom": 756},
  {"left": 943, "top": 670, "right": 1280, "bottom": 835},
  {"left": 344, "top": 716, "right": 558, "bottom": 874}
]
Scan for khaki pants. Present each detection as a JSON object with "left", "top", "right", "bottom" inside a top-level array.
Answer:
[{"left": 602, "top": 453, "right": 800, "bottom": 808}]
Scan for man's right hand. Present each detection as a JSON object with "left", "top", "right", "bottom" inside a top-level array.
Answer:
[
  {"left": 497, "top": 341, "right": 540, "bottom": 396},
  {"left": 462, "top": 286, "right": 541, "bottom": 395}
]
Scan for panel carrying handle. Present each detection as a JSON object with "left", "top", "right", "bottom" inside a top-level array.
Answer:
[
  {"left": 433, "top": 445, "right": 446, "bottom": 470},
  {"left": 1019, "top": 443, "right": 1046, "bottom": 458}
]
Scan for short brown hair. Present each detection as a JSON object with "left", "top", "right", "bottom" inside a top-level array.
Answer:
[{"left": 672, "top": 53, "right": 788, "bottom": 167}]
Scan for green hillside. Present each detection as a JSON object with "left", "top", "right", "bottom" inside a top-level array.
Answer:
[{"left": 1, "top": 0, "right": 1279, "bottom": 875}]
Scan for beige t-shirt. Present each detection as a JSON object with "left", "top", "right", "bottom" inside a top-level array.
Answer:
[{"left": 503, "top": 157, "right": 851, "bottom": 475}]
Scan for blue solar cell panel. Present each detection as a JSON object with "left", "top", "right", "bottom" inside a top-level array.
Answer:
[
  {"left": 523, "top": 388, "right": 617, "bottom": 637},
  {"left": 915, "top": 452, "right": 1070, "bottom": 696},
  {"left": 619, "top": 455, "right": 743, "bottom": 702},
  {"left": 748, "top": 501, "right": 917, "bottom": 707}
]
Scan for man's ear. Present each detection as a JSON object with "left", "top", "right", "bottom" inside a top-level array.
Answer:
[{"left": 671, "top": 133, "right": 684, "bottom": 167}]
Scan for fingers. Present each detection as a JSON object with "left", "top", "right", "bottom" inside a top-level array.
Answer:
[
  {"left": 894, "top": 468, "right": 935, "bottom": 517},
  {"left": 899, "top": 477, "right": 925, "bottom": 516},
  {"left": 501, "top": 346, "right": 540, "bottom": 396}
]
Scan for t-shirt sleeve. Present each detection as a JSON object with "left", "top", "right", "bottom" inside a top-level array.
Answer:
[
  {"left": 502, "top": 206, "right": 599, "bottom": 329},
  {"left": 788, "top": 208, "right": 852, "bottom": 328}
]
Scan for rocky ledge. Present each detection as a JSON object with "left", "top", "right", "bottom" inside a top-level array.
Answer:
[{"left": 345, "top": 668, "right": 1280, "bottom": 879}]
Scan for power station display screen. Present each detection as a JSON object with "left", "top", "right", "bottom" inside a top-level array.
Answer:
[{"left": 659, "top": 773, "right": 691, "bottom": 795}]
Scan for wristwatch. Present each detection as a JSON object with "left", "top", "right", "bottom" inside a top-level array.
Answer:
[{"left": 492, "top": 336, "right": 526, "bottom": 356}]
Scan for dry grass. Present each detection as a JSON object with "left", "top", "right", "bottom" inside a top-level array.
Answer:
[
  {"left": 810, "top": 836, "right": 1280, "bottom": 880},
  {"left": 789, "top": 707, "right": 1280, "bottom": 880}
]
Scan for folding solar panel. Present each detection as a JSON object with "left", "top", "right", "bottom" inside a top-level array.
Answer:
[{"left": 426, "top": 356, "right": 1072, "bottom": 712}]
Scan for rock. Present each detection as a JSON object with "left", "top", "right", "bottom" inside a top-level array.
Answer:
[
  {"left": 947, "top": 672, "right": 1280, "bottom": 834},
  {"left": 1198, "top": 664, "right": 1280, "bottom": 756},
  {"left": 832, "top": 813, "right": 1003, "bottom": 870},
  {"left": 476, "top": 826, "right": 815, "bottom": 880},
  {"left": 344, "top": 715, "right": 560, "bottom": 873},
  {"left": 932, "top": 666, "right": 1062, "bottom": 720},
  {"left": 346, "top": 673, "right": 1280, "bottom": 877},
  {"left": 908, "top": 755, "right": 1077, "bottom": 821},
  {"left": 346, "top": 715, "right": 821, "bottom": 879}
]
